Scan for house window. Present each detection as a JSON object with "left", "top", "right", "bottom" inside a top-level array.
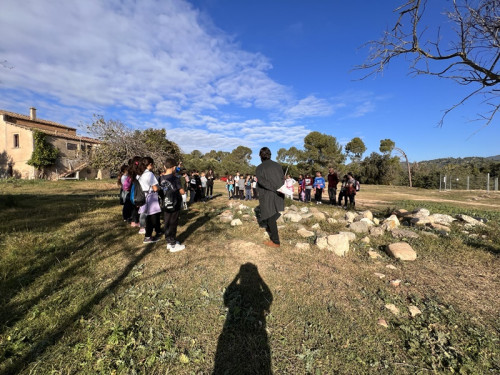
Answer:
[
  {"left": 13, "top": 134, "right": 20, "bottom": 148},
  {"left": 67, "top": 142, "right": 77, "bottom": 150}
]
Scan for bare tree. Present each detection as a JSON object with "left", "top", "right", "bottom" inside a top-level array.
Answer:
[{"left": 357, "top": 0, "right": 500, "bottom": 126}]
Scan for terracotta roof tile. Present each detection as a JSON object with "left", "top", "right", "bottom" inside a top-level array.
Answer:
[{"left": 0, "top": 109, "right": 77, "bottom": 131}]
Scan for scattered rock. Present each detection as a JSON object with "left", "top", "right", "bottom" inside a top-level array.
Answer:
[
  {"left": 311, "top": 223, "right": 321, "bottom": 230},
  {"left": 420, "top": 231, "right": 438, "bottom": 238},
  {"left": 312, "top": 211, "right": 327, "bottom": 221},
  {"left": 288, "top": 205, "right": 298, "bottom": 211},
  {"left": 219, "top": 210, "right": 234, "bottom": 223},
  {"left": 295, "top": 243, "right": 310, "bottom": 250},
  {"left": 297, "top": 228, "right": 315, "bottom": 238},
  {"left": 301, "top": 213, "right": 313, "bottom": 219},
  {"left": 349, "top": 221, "right": 370, "bottom": 234},
  {"left": 327, "top": 234, "right": 350, "bottom": 256},
  {"left": 368, "top": 250, "right": 382, "bottom": 259},
  {"left": 360, "top": 218, "right": 375, "bottom": 226},
  {"left": 338, "top": 231, "right": 356, "bottom": 241},
  {"left": 412, "top": 208, "right": 430, "bottom": 217},
  {"left": 410, "top": 217, "right": 433, "bottom": 226},
  {"left": 394, "top": 209, "right": 409, "bottom": 218},
  {"left": 327, "top": 218, "right": 337, "bottom": 224},
  {"left": 456, "top": 214, "right": 485, "bottom": 227},
  {"left": 374, "top": 272, "right": 386, "bottom": 279},
  {"left": 382, "top": 215, "right": 400, "bottom": 230},
  {"left": 428, "top": 214, "right": 455, "bottom": 226},
  {"left": 230, "top": 219, "right": 243, "bottom": 226},
  {"left": 283, "top": 212, "right": 302, "bottom": 223},
  {"left": 369, "top": 226, "right": 385, "bottom": 237},
  {"left": 391, "top": 228, "right": 419, "bottom": 239},
  {"left": 377, "top": 318, "right": 389, "bottom": 328},
  {"left": 345, "top": 211, "right": 356, "bottom": 223},
  {"left": 238, "top": 204, "right": 249, "bottom": 210},
  {"left": 373, "top": 218, "right": 380, "bottom": 225},
  {"left": 316, "top": 236, "right": 329, "bottom": 250},
  {"left": 390, "top": 279, "right": 401, "bottom": 287},
  {"left": 386, "top": 242, "right": 417, "bottom": 261},
  {"left": 385, "top": 303, "right": 400, "bottom": 316},
  {"left": 300, "top": 207, "right": 309, "bottom": 213},
  {"left": 360, "top": 210, "right": 374, "bottom": 221},
  {"left": 385, "top": 264, "right": 397, "bottom": 270},
  {"left": 361, "top": 236, "right": 371, "bottom": 244},
  {"left": 408, "top": 305, "right": 422, "bottom": 317}
]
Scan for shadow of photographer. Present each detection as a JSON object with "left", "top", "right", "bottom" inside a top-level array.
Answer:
[{"left": 213, "top": 263, "right": 273, "bottom": 375}]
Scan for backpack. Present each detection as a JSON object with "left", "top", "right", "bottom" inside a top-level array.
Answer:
[
  {"left": 160, "top": 178, "right": 181, "bottom": 212},
  {"left": 355, "top": 180, "right": 361, "bottom": 192},
  {"left": 130, "top": 180, "right": 146, "bottom": 206}
]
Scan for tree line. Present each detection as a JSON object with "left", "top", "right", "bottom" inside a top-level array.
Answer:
[{"left": 83, "top": 117, "right": 499, "bottom": 189}]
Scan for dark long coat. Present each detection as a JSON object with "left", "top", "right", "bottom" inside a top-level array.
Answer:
[{"left": 256, "top": 159, "right": 285, "bottom": 220}]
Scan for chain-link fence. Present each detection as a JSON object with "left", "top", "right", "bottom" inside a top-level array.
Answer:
[{"left": 439, "top": 173, "right": 499, "bottom": 191}]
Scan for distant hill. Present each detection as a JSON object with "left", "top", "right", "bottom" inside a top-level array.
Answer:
[{"left": 414, "top": 155, "right": 500, "bottom": 166}]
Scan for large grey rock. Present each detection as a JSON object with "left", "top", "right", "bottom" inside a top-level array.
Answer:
[
  {"left": 288, "top": 205, "right": 299, "bottom": 212},
  {"left": 349, "top": 221, "right": 370, "bottom": 234},
  {"left": 456, "top": 214, "right": 485, "bottom": 227},
  {"left": 327, "top": 234, "right": 350, "bottom": 256},
  {"left": 429, "top": 214, "right": 455, "bottom": 226},
  {"left": 386, "top": 242, "right": 417, "bottom": 261},
  {"left": 297, "top": 227, "right": 315, "bottom": 238},
  {"left": 312, "top": 211, "right": 327, "bottom": 221},
  {"left": 338, "top": 231, "right": 356, "bottom": 241},
  {"left": 300, "top": 207, "right": 309, "bottom": 213},
  {"left": 283, "top": 212, "right": 302, "bottom": 223},
  {"left": 360, "top": 218, "right": 375, "bottom": 226},
  {"left": 360, "top": 210, "right": 374, "bottom": 221},
  {"left": 391, "top": 228, "right": 419, "bottom": 239},
  {"left": 219, "top": 210, "right": 234, "bottom": 223},
  {"left": 410, "top": 216, "right": 433, "bottom": 226}
]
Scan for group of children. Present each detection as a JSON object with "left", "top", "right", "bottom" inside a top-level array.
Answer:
[
  {"left": 117, "top": 156, "right": 188, "bottom": 252},
  {"left": 286, "top": 169, "right": 359, "bottom": 208},
  {"left": 225, "top": 172, "right": 259, "bottom": 200}
]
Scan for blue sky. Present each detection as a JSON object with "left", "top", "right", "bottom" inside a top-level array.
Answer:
[{"left": 1, "top": 0, "right": 498, "bottom": 164}]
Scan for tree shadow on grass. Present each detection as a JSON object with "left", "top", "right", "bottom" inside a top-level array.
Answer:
[
  {"left": 213, "top": 263, "right": 273, "bottom": 375},
  {"left": 177, "top": 210, "right": 218, "bottom": 244},
  {"left": 1, "top": 241, "right": 158, "bottom": 375}
]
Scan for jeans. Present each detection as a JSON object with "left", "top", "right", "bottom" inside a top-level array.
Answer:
[
  {"left": 328, "top": 187, "right": 337, "bottom": 204},
  {"left": 315, "top": 188, "right": 323, "bottom": 202}
]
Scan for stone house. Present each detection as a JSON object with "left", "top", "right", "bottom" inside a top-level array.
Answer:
[{"left": 0, "top": 107, "right": 106, "bottom": 179}]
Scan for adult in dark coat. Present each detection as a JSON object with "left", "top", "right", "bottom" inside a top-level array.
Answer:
[{"left": 256, "top": 147, "right": 285, "bottom": 247}]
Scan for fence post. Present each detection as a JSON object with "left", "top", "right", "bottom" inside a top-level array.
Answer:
[
  {"left": 487, "top": 173, "right": 490, "bottom": 192},
  {"left": 495, "top": 177, "right": 498, "bottom": 191},
  {"left": 439, "top": 174, "right": 442, "bottom": 191}
]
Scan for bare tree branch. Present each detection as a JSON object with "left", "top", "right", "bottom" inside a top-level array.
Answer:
[{"left": 355, "top": 0, "right": 500, "bottom": 126}]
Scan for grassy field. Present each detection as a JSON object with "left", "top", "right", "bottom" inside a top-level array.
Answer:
[{"left": 0, "top": 179, "right": 499, "bottom": 374}]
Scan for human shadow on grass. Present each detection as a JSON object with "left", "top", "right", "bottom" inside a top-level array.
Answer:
[
  {"left": 213, "top": 263, "right": 273, "bottom": 375},
  {"left": 1, "top": 241, "right": 158, "bottom": 375}
]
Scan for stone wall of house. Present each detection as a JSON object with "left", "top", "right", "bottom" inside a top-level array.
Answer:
[{"left": 0, "top": 120, "right": 36, "bottom": 178}]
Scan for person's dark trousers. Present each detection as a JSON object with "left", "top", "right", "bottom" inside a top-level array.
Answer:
[
  {"left": 253, "top": 188, "right": 258, "bottom": 199},
  {"left": 315, "top": 188, "right": 323, "bottom": 203},
  {"left": 164, "top": 210, "right": 180, "bottom": 245},
  {"left": 338, "top": 191, "right": 347, "bottom": 206},
  {"left": 131, "top": 206, "right": 139, "bottom": 224},
  {"left": 122, "top": 195, "right": 133, "bottom": 221},
  {"left": 235, "top": 186, "right": 239, "bottom": 197},
  {"left": 264, "top": 212, "right": 280, "bottom": 244},
  {"left": 189, "top": 189, "right": 196, "bottom": 203},
  {"left": 207, "top": 184, "right": 213, "bottom": 197},
  {"left": 348, "top": 194, "right": 355, "bottom": 208},
  {"left": 145, "top": 213, "right": 161, "bottom": 237},
  {"left": 328, "top": 187, "right": 337, "bottom": 205},
  {"left": 201, "top": 187, "right": 207, "bottom": 201},
  {"left": 305, "top": 189, "right": 311, "bottom": 202},
  {"left": 239, "top": 189, "right": 244, "bottom": 200}
]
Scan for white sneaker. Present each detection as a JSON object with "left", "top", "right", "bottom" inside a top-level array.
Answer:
[
  {"left": 168, "top": 243, "right": 185, "bottom": 252},
  {"left": 138, "top": 228, "right": 146, "bottom": 234}
]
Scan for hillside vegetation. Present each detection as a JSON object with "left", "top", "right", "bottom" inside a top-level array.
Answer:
[{"left": 0, "top": 180, "right": 499, "bottom": 374}]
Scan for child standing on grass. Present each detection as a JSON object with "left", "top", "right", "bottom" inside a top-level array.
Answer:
[
  {"left": 159, "top": 158, "right": 185, "bottom": 252},
  {"left": 346, "top": 172, "right": 357, "bottom": 209},
  {"left": 200, "top": 171, "right": 207, "bottom": 202},
  {"left": 226, "top": 175, "right": 234, "bottom": 199},
  {"left": 138, "top": 156, "right": 162, "bottom": 243},
  {"left": 118, "top": 164, "right": 132, "bottom": 222},
  {"left": 244, "top": 174, "right": 252, "bottom": 200},
  {"left": 128, "top": 156, "right": 142, "bottom": 228},
  {"left": 284, "top": 174, "right": 296, "bottom": 200},
  {"left": 251, "top": 175, "right": 258, "bottom": 199},
  {"left": 338, "top": 175, "right": 348, "bottom": 208},
  {"left": 313, "top": 171, "right": 325, "bottom": 204},
  {"left": 303, "top": 174, "right": 313, "bottom": 202},
  {"left": 297, "top": 174, "right": 304, "bottom": 202}
]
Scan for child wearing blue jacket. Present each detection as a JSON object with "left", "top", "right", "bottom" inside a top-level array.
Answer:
[{"left": 313, "top": 171, "right": 325, "bottom": 204}]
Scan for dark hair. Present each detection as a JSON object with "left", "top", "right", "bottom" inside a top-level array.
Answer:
[
  {"left": 128, "top": 156, "right": 142, "bottom": 178},
  {"left": 164, "top": 158, "right": 177, "bottom": 169},
  {"left": 259, "top": 147, "right": 271, "bottom": 161},
  {"left": 137, "top": 156, "right": 154, "bottom": 176}
]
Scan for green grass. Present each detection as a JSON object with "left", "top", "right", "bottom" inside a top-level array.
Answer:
[{"left": 0, "top": 180, "right": 499, "bottom": 374}]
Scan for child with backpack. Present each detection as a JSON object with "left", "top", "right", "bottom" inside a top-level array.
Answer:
[
  {"left": 137, "top": 156, "right": 162, "bottom": 243},
  {"left": 313, "top": 171, "right": 326, "bottom": 204},
  {"left": 346, "top": 172, "right": 357, "bottom": 209},
  {"left": 159, "top": 158, "right": 185, "bottom": 252}
]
